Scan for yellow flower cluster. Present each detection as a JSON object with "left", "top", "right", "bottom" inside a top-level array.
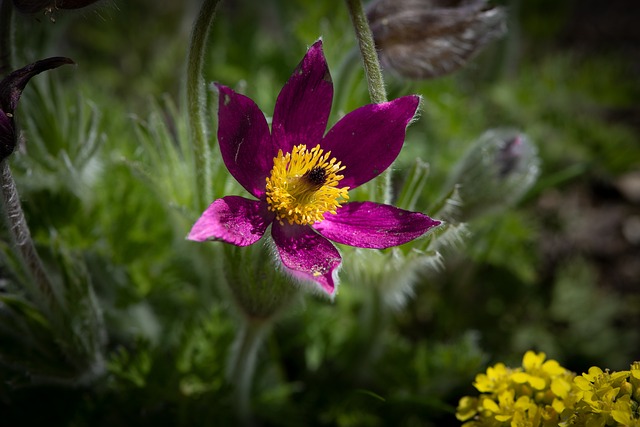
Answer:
[
  {"left": 569, "top": 361, "right": 640, "bottom": 426},
  {"left": 456, "top": 352, "right": 640, "bottom": 427}
]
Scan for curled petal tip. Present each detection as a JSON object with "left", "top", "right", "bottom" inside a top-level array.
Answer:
[
  {"left": 0, "top": 57, "right": 74, "bottom": 160},
  {"left": 19, "top": 56, "right": 75, "bottom": 78},
  {"left": 1, "top": 57, "right": 75, "bottom": 111},
  {"left": 44, "top": 56, "right": 75, "bottom": 66}
]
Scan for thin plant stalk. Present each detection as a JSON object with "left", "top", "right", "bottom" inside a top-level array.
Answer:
[
  {"left": 187, "top": 0, "right": 221, "bottom": 210},
  {"left": 344, "top": 0, "right": 387, "bottom": 104},
  {"left": 344, "top": 0, "right": 392, "bottom": 205},
  {"left": 0, "top": 0, "right": 56, "bottom": 312},
  {"left": 0, "top": 1, "right": 106, "bottom": 383},
  {"left": 0, "top": 161, "right": 57, "bottom": 311},
  {"left": 344, "top": 0, "right": 402, "bottom": 375},
  {"left": 354, "top": 287, "right": 389, "bottom": 379},
  {"left": 188, "top": 2, "right": 269, "bottom": 422},
  {"left": 226, "top": 316, "right": 269, "bottom": 426}
]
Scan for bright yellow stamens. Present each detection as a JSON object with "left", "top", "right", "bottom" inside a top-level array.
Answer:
[{"left": 265, "top": 144, "right": 349, "bottom": 225}]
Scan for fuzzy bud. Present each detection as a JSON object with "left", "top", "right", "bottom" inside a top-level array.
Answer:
[
  {"left": 366, "top": 0, "right": 506, "bottom": 79},
  {"left": 446, "top": 129, "right": 540, "bottom": 221},
  {"left": 221, "top": 244, "right": 300, "bottom": 322}
]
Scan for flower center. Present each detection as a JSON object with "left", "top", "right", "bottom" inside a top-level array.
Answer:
[{"left": 265, "top": 144, "right": 349, "bottom": 225}]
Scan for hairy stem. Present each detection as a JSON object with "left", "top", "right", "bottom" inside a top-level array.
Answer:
[
  {"left": 0, "top": 0, "right": 55, "bottom": 309},
  {"left": 345, "top": 0, "right": 392, "bottom": 204},
  {"left": 354, "top": 287, "right": 388, "bottom": 379},
  {"left": 344, "top": 0, "right": 387, "bottom": 104},
  {"left": 187, "top": 0, "right": 221, "bottom": 209},
  {"left": 0, "top": 162, "right": 56, "bottom": 311},
  {"left": 226, "top": 316, "right": 269, "bottom": 426}
]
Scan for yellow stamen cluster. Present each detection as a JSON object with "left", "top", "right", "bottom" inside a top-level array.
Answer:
[{"left": 265, "top": 144, "right": 349, "bottom": 225}]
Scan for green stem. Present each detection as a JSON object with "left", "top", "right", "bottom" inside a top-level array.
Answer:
[
  {"left": 0, "top": 0, "right": 13, "bottom": 75},
  {"left": 0, "top": 161, "right": 56, "bottom": 312},
  {"left": 344, "top": 0, "right": 387, "bottom": 104},
  {"left": 0, "top": 1, "right": 105, "bottom": 381},
  {"left": 354, "top": 287, "right": 388, "bottom": 379},
  {"left": 187, "top": 0, "right": 220, "bottom": 210},
  {"left": 345, "top": 0, "right": 392, "bottom": 204},
  {"left": 0, "top": 0, "right": 55, "bottom": 310},
  {"left": 226, "top": 316, "right": 269, "bottom": 426}
]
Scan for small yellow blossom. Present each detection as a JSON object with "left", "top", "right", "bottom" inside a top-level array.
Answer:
[
  {"left": 571, "top": 363, "right": 640, "bottom": 427},
  {"left": 456, "top": 353, "right": 640, "bottom": 427},
  {"left": 474, "top": 363, "right": 512, "bottom": 394},
  {"left": 456, "top": 396, "right": 479, "bottom": 422}
]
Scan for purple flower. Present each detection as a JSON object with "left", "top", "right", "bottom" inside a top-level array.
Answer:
[
  {"left": 1, "top": 57, "right": 74, "bottom": 161},
  {"left": 188, "top": 40, "right": 440, "bottom": 296}
]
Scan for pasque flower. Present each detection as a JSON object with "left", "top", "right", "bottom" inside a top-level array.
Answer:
[
  {"left": 188, "top": 40, "right": 440, "bottom": 296},
  {"left": 1, "top": 57, "right": 74, "bottom": 161}
]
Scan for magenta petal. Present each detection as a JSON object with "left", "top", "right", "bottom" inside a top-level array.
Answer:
[
  {"left": 322, "top": 95, "right": 420, "bottom": 189},
  {"left": 272, "top": 40, "right": 333, "bottom": 153},
  {"left": 188, "top": 196, "right": 272, "bottom": 246},
  {"left": 216, "top": 84, "right": 276, "bottom": 198},
  {"left": 313, "top": 201, "right": 441, "bottom": 249},
  {"left": 271, "top": 222, "right": 341, "bottom": 295}
]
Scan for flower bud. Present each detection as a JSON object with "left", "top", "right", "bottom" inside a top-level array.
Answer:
[
  {"left": 12, "top": 0, "right": 100, "bottom": 14},
  {"left": 0, "top": 57, "right": 74, "bottom": 161},
  {"left": 221, "top": 244, "right": 300, "bottom": 322},
  {"left": 445, "top": 129, "right": 540, "bottom": 221},
  {"left": 620, "top": 379, "right": 633, "bottom": 397},
  {"left": 366, "top": 0, "right": 506, "bottom": 79}
]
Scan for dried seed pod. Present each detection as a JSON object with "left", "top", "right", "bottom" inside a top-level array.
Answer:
[{"left": 367, "top": 0, "right": 506, "bottom": 79}]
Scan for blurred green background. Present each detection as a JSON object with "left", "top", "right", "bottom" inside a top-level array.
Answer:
[{"left": 1, "top": 0, "right": 639, "bottom": 425}]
